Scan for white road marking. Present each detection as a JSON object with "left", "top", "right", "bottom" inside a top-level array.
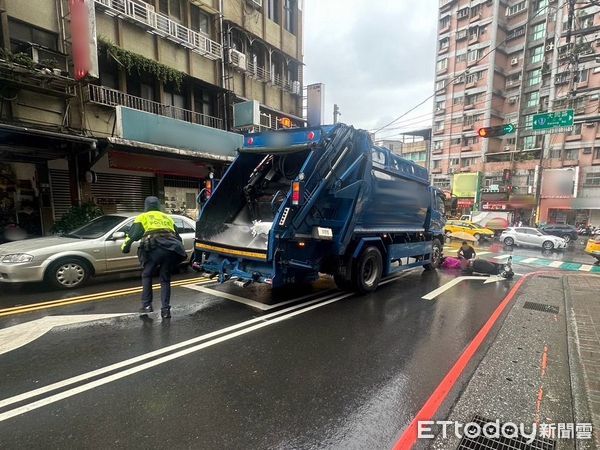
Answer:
[
  {"left": 0, "top": 292, "right": 353, "bottom": 423},
  {"left": 549, "top": 261, "right": 564, "bottom": 268},
  {"left": 184, "top": 285, "right": 337, "bottom": 311},
  {"left": 422, "top": 276, "right": 499, "bottom": 301},
  {"left": 521, "top": 257, "right": 538, "bottom": 263},
  {"left": 0, "top": 291, "right": 342, "bottom": 412},
  {"left": 184, "top": 285, "right": 273, "bottom": 310},
  {"left": 0, "top": 314, "right": 130, "bottom": 356},
  {"left": 476, "top": 251, "right": 490, "bottom": 256},
  {"left": 493, "top": 254, "right": 511, "bottom": 261},
  {"left": 579, "top": 265, "right": 593, "bottom": 272},
  {"left": 483, "top": 275, "right": 508, "bottom": 284}
]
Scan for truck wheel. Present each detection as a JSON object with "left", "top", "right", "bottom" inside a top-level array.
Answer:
[
  {"left": 352, "top": 246, "right": 382, "bottom": 293},
  {"left": 424, "top": 239, "right": 442, "bottom": 271}
]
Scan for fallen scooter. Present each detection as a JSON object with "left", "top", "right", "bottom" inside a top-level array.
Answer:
[
  {"left": 442, "top": 255, "right": 514, "bottom": 279},
  {"left": 469, "top": 256, "right": 514, "bottom": 279}
]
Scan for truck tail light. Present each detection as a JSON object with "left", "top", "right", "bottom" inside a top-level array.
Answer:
[
  {"left": 292, "top": 182, "right": 301, "bottom": 206},
  {"left": 205, "top": 180, "right": 212, "bottom": 199}
]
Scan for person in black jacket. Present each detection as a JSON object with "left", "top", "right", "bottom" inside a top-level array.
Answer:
[{"left": 121, "top": 197, "right": 187, "bottom": 318}]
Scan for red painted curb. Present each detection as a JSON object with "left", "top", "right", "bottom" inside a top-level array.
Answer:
[{"left": 392, "top": 271, "right": 543, "bottom": 450}]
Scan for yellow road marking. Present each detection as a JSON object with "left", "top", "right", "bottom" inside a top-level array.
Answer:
[{"left": 0, "top": 277, "right": 211, "bottom": 318}]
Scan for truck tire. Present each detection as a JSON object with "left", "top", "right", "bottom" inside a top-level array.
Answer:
[
  {"left": 352, "top": 246, "right": 382, "bottom": 293},
  {"left": 424, "top": 239, "right": 442, "bottom": 271}
]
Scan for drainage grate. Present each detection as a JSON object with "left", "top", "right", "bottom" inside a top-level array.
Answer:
[
  {"left": 523, "top": 302, "right": 560, "bottom": 315},
  {"left": 457, "top": 415, "right": 556, "bottom": 450}
]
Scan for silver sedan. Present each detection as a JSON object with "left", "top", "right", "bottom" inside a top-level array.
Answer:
[
  {"left": 499, "top": 227, "right": 567, "bottom": 251},
  {"left": 0, "top": 213, "right": 196, "bottom": 289}
]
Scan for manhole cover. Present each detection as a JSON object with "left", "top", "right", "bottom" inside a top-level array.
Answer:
[
  {"left": 523, "top": 302, "right": 560, "bottom": 315},
  {"left": 457, "top": 415, "right": 556, "bottom": 449}
]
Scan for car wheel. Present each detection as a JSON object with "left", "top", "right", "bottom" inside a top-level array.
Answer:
[
  {"left": 503, "top": 237, "right": 514, "bottom": 247},
  {"left": 562, "top": 234, "right": 571, "bottom": 243},
  {"left": 424, "top": 238, "right": 443, "bottom": 271},
  {"left": 46, "top": 258, "right": 91, "bottom": 289},
  {"left": 542, "top": 240, "right": 554, "bottom": 250},
  {"left": 352, "top": 246, "right": 383, "bottom": 293}
]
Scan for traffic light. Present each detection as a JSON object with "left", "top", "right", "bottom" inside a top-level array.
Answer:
[{"left": 477, "top": 123, "right": 515, "bottom": 138}]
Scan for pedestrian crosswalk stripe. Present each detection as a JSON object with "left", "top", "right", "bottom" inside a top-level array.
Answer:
[
  {"left": 579, "top": 265, "right": 593, "bottom": 272},
  {"left": 521, "top": 257, "right": 538, "bottom": 263},
  {"left": 549, "top": 261, "right": 563, "bottom": 268}
]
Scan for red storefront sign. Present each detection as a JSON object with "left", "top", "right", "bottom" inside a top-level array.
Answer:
[
  {"left": 482, "top": 202, "right": 508, "bottom": 211},
  {"left": 457, "top": 199, "right": 474, "bottom": 208}
]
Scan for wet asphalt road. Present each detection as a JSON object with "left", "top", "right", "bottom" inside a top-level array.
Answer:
[{"left": 0, "top": 244, "right": 588, "bottom": 449}]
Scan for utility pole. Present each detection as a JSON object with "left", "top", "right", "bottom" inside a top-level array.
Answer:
[{"left": 333, "top": 104, "right": 341, "bottom": 124}]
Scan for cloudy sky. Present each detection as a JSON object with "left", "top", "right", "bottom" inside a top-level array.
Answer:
[{"left": 304, "top": 0, "right": 438, "bottom": 138}]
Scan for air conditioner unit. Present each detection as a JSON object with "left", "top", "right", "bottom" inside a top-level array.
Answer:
[
  {"left": 227, "top": 48, "right": 247, "bottom": 71},
  {"left": 508, "top": 96, "right": 518, "bottom": 104},
  {"left": 546, "top": 43, "right": 554, "bottom": 51},
  {"left": 510, "top": 57, "right": 519, "bottom": 65}
]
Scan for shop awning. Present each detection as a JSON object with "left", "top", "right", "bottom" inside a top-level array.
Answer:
[
  {"left": 106, "top": 137, "right": 235, "bottom": 163},
  {"left": 0, "top": 123, "right": 97, "bottom": 162}
]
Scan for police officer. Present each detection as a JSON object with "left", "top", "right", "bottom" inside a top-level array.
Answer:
[{"left": 121, "top": 196, "right": 187, "bottom": 318}]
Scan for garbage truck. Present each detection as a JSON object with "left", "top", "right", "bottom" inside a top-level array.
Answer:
[{"left": 194, "top": 124, "right": 446, "bottom": 292}]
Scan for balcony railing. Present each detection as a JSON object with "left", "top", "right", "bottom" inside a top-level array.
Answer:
[
  {"left": 94, "top": 0, "right": 222, "bottom": 60},
  {"left": 243, "top": 60, "right": 301, "bottom": 95},
  {"left": 86, "top": 84, "right": 223, "bottom": 129}
]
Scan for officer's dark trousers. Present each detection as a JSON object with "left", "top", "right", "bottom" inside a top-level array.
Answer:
[{"left": 141, "top": 247, "right": 177, "bottom": 311}]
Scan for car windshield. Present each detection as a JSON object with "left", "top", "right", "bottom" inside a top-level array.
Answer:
[{"left": 65, "top": 216, "right": 127, "bottom": 239}]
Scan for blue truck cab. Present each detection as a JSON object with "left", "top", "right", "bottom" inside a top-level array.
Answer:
[{"left": 194, "top": 124, "right": 445, "bottom": 292}]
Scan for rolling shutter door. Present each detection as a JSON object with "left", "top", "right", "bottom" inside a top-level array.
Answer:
[
  {"left": 49, "top": 169, "right": 72, "bottom": 220},
  {"left": 50, "top": 170, "right": 154, "bottom": 218},
  {"left": 90, "top": 172, "right": 154, "bottom": 212}
]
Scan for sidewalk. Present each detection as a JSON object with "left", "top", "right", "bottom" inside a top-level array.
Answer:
[
  {"left": 429, "top": 272, "right": 600, "bottom": 449},
  {"left": 568, "top": 275, "right": 600, "bottom": 442}
]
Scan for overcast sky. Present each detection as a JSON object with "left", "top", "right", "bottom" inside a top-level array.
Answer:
[{"left": 304, "top": 0, "right": 438, "bottom": 138}]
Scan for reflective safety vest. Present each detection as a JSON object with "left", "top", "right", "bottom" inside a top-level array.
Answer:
[{"left": 135, "top": 211, "right": 176, "bottom": 234}]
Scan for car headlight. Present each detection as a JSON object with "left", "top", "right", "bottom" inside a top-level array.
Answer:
[{"left": 1, "top": 253, "right": 34, "bottom": 263}]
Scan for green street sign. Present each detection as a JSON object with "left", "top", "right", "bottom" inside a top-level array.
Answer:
[{"left": 532, "top": 109, "right": 574, "bottom": 130}]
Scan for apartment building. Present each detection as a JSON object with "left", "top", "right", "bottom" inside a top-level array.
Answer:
[
  {"left": 0, "top": 0, "right": 303, "bottom": 236},
  {"left": 375, "top": 128, "right": 432, "bottom": 169},
  {"left": 432, "top": 0, "right": 600, "bottom": 225}
]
